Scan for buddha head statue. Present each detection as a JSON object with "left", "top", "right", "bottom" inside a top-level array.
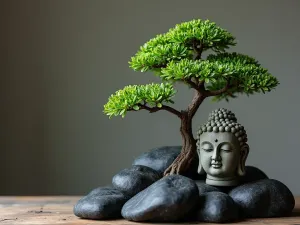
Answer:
[{"left": 196, "top": 108, "right": 249, "bottom": 186}]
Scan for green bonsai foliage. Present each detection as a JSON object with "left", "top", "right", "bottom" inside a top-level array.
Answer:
[
  {"left": 104, "top": 83, "right": 176, "bottom": 118},
  {"left": 103, "top": 19, "right": 279, "bottom": 175}
]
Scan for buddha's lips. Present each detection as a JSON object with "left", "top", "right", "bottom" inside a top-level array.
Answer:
[{"left": 211, "top": 160, "right": 222, "bottom": 168}]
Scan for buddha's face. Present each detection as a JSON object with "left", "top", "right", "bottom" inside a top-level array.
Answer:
[{"left": 198, "top": 132, "right": 241, "bottom": 178}]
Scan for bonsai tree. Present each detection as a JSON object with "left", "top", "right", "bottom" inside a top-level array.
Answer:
[{"left": 103, "top": 19, "right": 279, "bottom": 176}]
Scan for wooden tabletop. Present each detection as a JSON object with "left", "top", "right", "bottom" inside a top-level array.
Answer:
[{"left": 0, "top": 196, "right": 299, "bottom": 225}]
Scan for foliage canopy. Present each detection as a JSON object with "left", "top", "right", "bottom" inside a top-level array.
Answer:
[
  {"left": 104, "top": 83, "right": 176, "bottom": 118},
  {"left": 104, "top": 19, "right": 279, "bottom": 118}
]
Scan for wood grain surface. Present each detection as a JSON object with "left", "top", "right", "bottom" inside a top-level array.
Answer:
[{"left": 0, "top": 196, "right": 299, "bottom": 225}]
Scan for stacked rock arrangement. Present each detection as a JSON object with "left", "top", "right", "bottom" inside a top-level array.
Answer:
[{"left": 74, "top": 146, "right": 295, "bottom": 223}]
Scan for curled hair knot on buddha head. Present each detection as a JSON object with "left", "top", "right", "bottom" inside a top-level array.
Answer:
[{"left": 196, "top": 108, "right": 248, "bottom": 148}]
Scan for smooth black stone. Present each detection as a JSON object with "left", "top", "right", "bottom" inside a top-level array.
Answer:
[
  {"left": 229, "top": 179, "right": 295, "bottom": 218},
  {"left": 195, "top": 180, "right": 221, "bottom": 195},
  {"left": 132, "top": 146, "right": 181, "bottom": 175},
  {"left": 121, "top": 175, "right": 199, "bottom": 222},
  {"left": 132, "top": 146, "right": 204, "bottom": 179},
  {"left": 196, "top": 192, "right": 239, "bottom": 223},
  {"left": 195, "top": 180, "right": 238, "bottom": 194},
  {"left": 73, "top": 187, "right": 130, "bottom": 219},
  {"left": 87, "top": 186, "right": 113, "bottom": 196},
  {"left": 240, "top": 166, "right": 268, "bottom": 184},
  {"left": 112, "top": 165, "right": 161, "bottom": 196}
]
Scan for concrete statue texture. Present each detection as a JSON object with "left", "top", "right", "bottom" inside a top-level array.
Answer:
[{"left": 196, "top": 108, "right": 249, "bottom": 186}]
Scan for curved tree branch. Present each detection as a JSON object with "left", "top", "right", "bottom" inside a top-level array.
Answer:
[
  {"left": 184, "top": 78, "right": 206, "bottom": 119},
  {"left": 187, "top": 91, "right": 206, "bottom": 119},
  {"left": 205, "top": 79, "right": 231, "bottom": 96},
  {"left": 138, "top": 103, "right": 182, "bottom": 118},
  {"left": 185, "top": 78, "right": 206, "bottom": 92},
  {"left": 193, "top": 39, "right": 204, "bottom": 60},
  {"left": 191, "top": 77, "right": 199, "bottom": 86},
  {"left": 185, "top": 79, "right": 201, "bottom": 92},
  {"left": 198, "top": 80, "right": 205, "bottom": 87}
]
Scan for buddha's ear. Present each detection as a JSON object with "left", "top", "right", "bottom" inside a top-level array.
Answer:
[
  {"left": 238, "top": 144, "right": 249, "bottom": 176},
  {"left": 196, "top": 142, "right": 206, "bottom": 174},
  {"left": 197, "top": 160, "right": 206, "bottom": 174}
]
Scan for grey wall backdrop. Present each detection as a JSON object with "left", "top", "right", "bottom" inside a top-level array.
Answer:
[{"left": 1, "top": 0, "right": 300, "bottom": 195}]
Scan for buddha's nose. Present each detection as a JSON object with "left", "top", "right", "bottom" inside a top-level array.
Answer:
[{"left": 211, "top": 150, "right": 221, "bottom": 161}]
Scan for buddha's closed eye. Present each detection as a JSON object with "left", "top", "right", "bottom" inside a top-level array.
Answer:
[
  {"left": 220, "top": 143, "right": 233, "bottom": 152},
  {"left": 202, "top": 143, "right": 213, "bottom": 152}
]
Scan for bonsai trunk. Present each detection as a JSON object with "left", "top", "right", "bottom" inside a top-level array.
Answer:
[{"left": 163, "top": 113, "right": 197, "bottom": 176}]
